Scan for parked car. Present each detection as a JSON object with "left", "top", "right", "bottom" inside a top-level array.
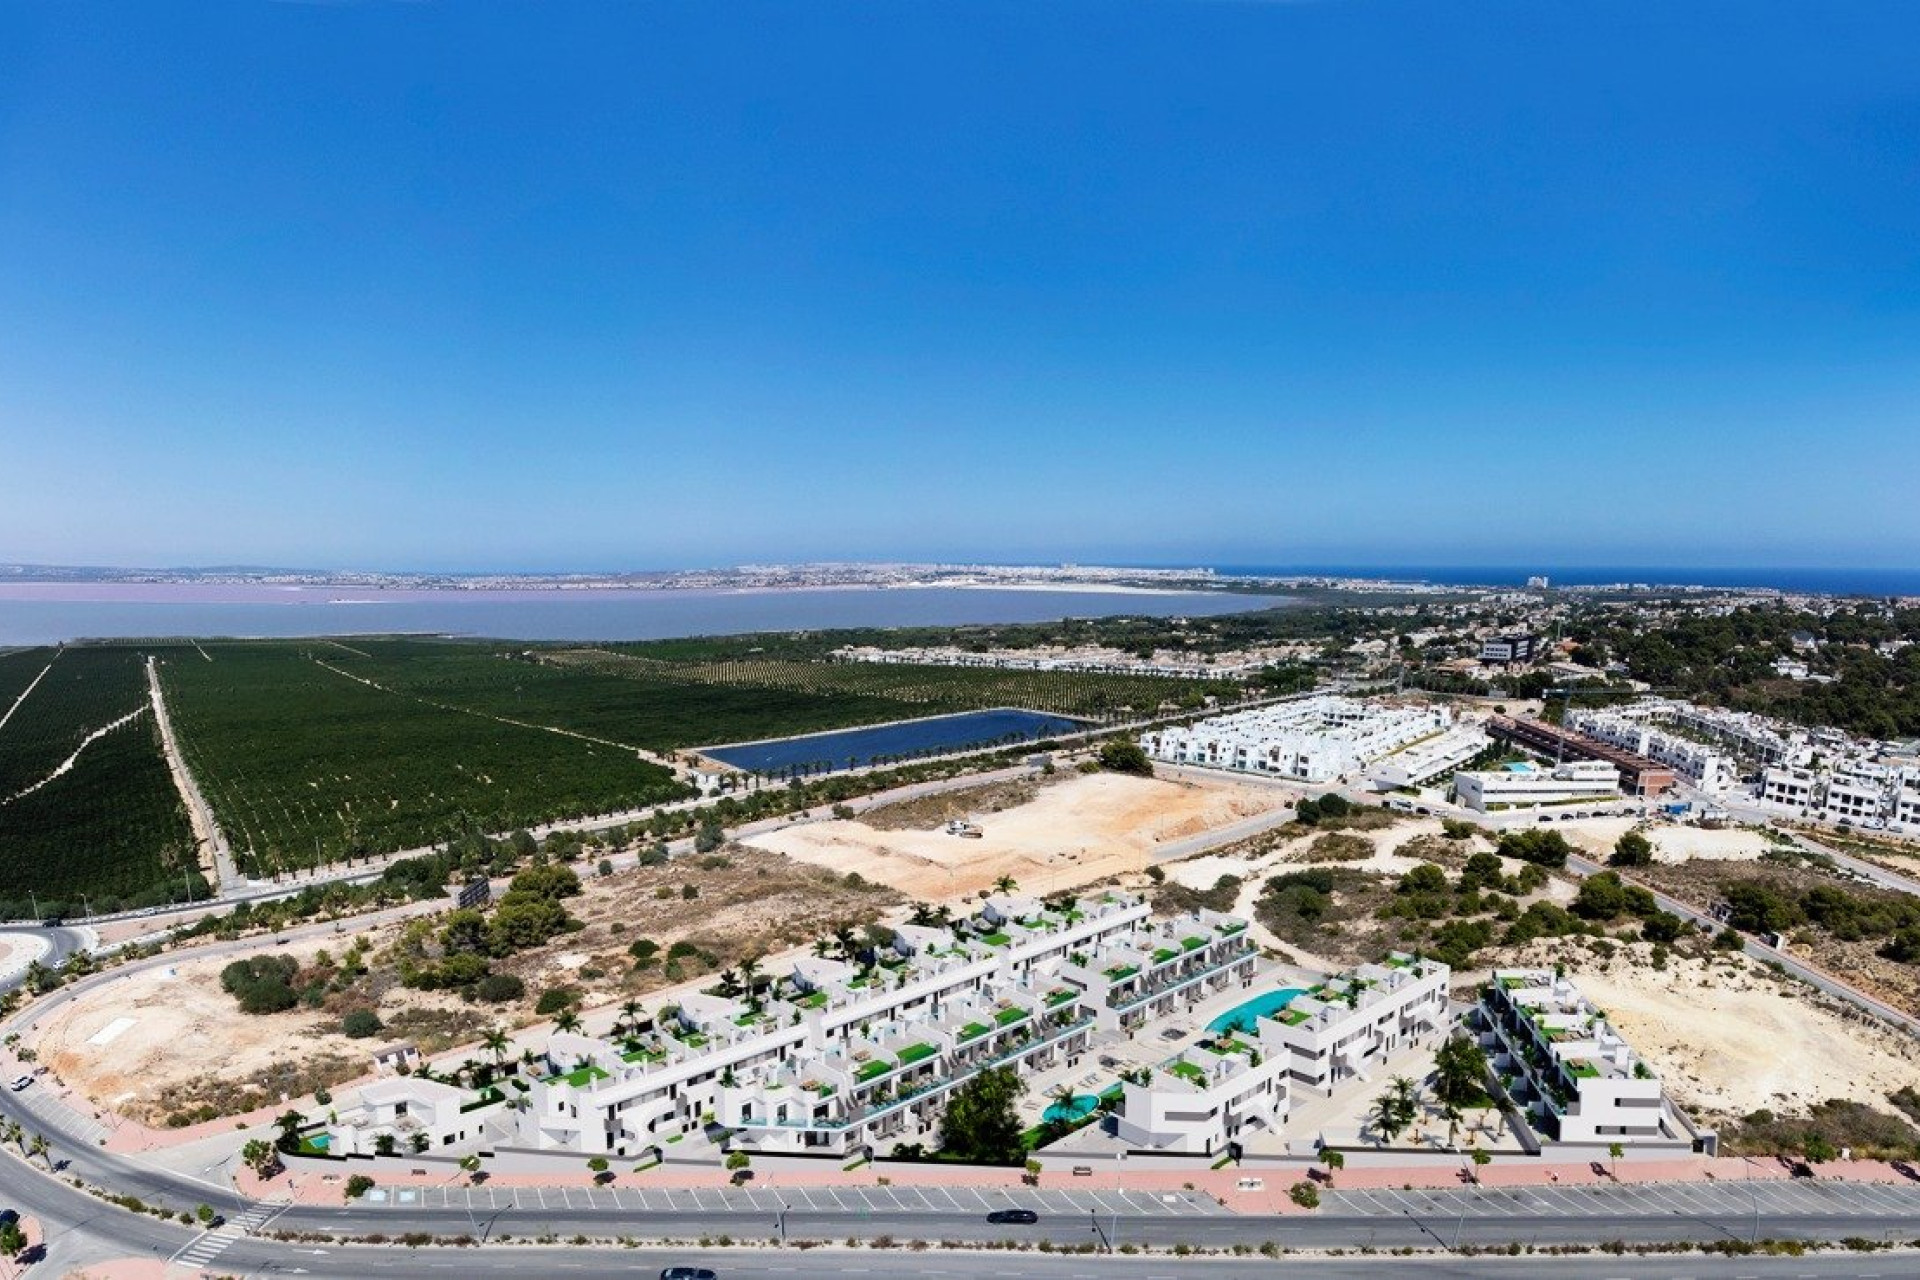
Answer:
[
  {"left": 8, "top": 1075, "right": 32, "bottom": 1092},
  {"left": 659, "top": 1268, "right": 717, "bottom": 1280},
  {"left": 986, "top": 1208, "right": 1039, "bottom": 1225}
]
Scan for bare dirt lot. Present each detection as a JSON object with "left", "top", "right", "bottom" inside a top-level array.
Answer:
[
  {"left": 32, "top": 846, "right": 898, "bottom": 1126},
  {"left": 1557, "top": 817, "right": 1778, "bottom": 864},
  {"left": 1502, "top": 938, "right": 1920, "bottom": 1124},
  {"left": 745, "top": 769, "right": 1291, "bottom": 901}
]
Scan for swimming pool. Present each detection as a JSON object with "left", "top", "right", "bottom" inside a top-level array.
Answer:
[
  {"left": 1207, "top": 987, "right": 1305, "bottom": 1035},
  {"left": 1041, "top": 1094, "right": 1100, "bottom": 1124},
  {"left": 702, "top": 708, "right": 1087, "bottom": 775}
]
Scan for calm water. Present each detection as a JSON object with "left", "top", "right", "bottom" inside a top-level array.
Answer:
[
  {"left": 703, "top": 708, "right": 1087, "bottom": 774},
  {"left": 0, "top": 583, "right": 1290, "bottom": 647},
  {"left": 1216, "top": 564, "right": 1920, "bottom": 596}
]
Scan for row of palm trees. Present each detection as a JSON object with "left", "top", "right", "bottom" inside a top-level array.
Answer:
[{"left": 1, "top": 1119, "right": 50, "bottom": 1168}]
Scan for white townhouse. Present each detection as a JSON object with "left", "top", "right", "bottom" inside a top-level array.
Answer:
[
  {"left": 1140, "top": 697, "right": 1453, "bottom": 783},
  {"left": 1256, "top": 954, "right": 1450, "bottom": 1097},
  {"left": 1478, "top": 970, "right": 1690, "bottom": 1147},
  {"left": 524, "top": 893, "right": 1258, "bottom": 1160},
  {"left": 1114, "top": 953, "right": 1449, "bottom": 1156},
  {"left": 326, "top": 1076, "right": 503, "bottom": 1157}
]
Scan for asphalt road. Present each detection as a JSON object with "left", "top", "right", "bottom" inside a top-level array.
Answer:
[{"left": 0, "top": 924, "right": 89, "bottom": 993}]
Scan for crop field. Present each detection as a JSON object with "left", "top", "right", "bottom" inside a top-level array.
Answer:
[
  {"left": 311, "top": 639, "right": 913, "bottom": 751},
  {"left": 299, "top": 639, "right": 1223, "bottom": 751},
  {"left": 0, "top": 645, "right": 201, "bottom": 914},
  {"left": 158, "top": 643, "right": 692, "bottom": 876},
  {"left": 555, "top": 648, "right": 1243, "bottom": 738}
]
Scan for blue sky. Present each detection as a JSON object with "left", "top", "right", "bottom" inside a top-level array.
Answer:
[{"left": 2, "top": 1, "right": 1917, "bottom": 572}]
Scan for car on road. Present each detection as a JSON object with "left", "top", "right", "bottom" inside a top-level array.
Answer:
[
  {"left": 986, "top": 1208, "right": 1039, "bottom": 1225},
  {"left": 659, "top": 1268, "right": 716, "bottom": 1280},
  {"left": 8, "top": 1075, "right": 32, "bottom": 1092}
]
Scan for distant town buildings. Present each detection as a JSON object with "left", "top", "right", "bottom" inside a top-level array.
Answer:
[{"left": 1478, "top": 633, "right": 1539, "bottom": 666}]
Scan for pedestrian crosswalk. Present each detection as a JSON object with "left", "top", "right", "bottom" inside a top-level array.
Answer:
[{"left": 167, "top": 1201, "right": 283, "bottom": 1271}]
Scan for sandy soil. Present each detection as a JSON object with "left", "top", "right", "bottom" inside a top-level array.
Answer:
[
  {"left": 33, "top": 939, "right": 371, "bottom": 1125},
  {"left": 1558, "top": 817, "right": 1776, "bottom": 863},
  {"left": 34, "top": 847, "right": 898, "bottom": 1126},
  {"left": 1508, "top": 941, "right": 1920, "bottom": 1122},
  {"left": 747, "top": 770, "right": 1289, "bottom": 900}
]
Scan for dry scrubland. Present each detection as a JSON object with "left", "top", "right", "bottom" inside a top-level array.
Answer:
[
  {"left": 35, "top": 846, "right": 897, "bottom": 1125},
  {"left": 745, "top": 769, "right": 1290, "bottom": 899},
  {"left": 1501, "top": 937, "right": 1920, "bottom": 1125}
]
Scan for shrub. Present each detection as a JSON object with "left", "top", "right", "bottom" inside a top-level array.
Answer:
[
  {"left": 345, "top": 1174, "right": 376, "bottom": 1200},
  {"left": 535, "top": 986, "right": 581, "bottom": 1016},
  {"left": 341, "top": 1009, "right": 384, "bottom": 1039},
  {"left": 221, "top": 954, "right": 301, "bottom": 1015},
  {"left": 1610, "top": 831, "right": 1654, "bottom": 868},
  {"left": 473, "top": 973, "right": 525, "bottom": 1003},
  {"left": 1289, "top": 1180, "right": 1320, "bottom": 1209},
  {"left": 1095, "top": 739, "right": 1154, "bottom": 776}
]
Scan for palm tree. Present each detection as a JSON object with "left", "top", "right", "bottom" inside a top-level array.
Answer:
[
  {"left": 482, "top": 1027, "right": 511, "bottom": 1065},
  {"left": 717, "top": 967, "right": 742, "bottom": 998},
  {"left": 739, "top": 954, "right": 764, "bottom": 994},
  {"left": 616, "top": 1000, "right": 644, "bottom": 1038},
  {"left": 554, "top": 1008, "right": 583, "bottom": 1035},
  {"left": 2, "top": 1120, "right": 21, "bottom": 1153},
  {"left": 993, "top": 874, "right": 1019, "bottom": 895},
  {"left": 27, "top": 1133, "right": 50, "bottom": 1168},
  {"left": 832, "top": 924, "right": 858, "bottom": 963},
  {"left": 1318, "top": 1148, "right": 1345, "bottom": 1185},
  {"left": 811, "top": 939, "right": 835, "bottom": 959},
  {"left": 273, "top": 1109, "right": 306, "bottom": 1153}
]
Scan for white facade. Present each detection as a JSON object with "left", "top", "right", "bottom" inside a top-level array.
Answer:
[
  {"left": 1368, "top": 723, "right": 1494, "bottom": 790},
  {"left": 1564, "top": 707, "right": 1737, "bottom": 794},
  {"left": 327, "top": 1077, "right": 499, "bottom": 1157},
  {"left": 1453, "top": 760, "right": 1621, "bottom": 812},
  {"left": 1140, "top": 697, "right": 1453, "bottom": 783},
  {"left": 519, "top": 893, "right": 1258, "bottom": 1160},
  {"left": 1479, "top": 971, "right": 1686, "bottom": 1146},
  {"left": 1114, "top": 953, "right": 1449, "bottom": 1156}
]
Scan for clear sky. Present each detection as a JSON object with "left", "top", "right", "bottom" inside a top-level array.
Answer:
[{"left": 2, "top": 1, "right": 1917, "bottom": 573}]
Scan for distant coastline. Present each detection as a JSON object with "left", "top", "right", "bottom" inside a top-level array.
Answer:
[{"left": 0, "top": 580, "right": 1293, "bottom": 648}]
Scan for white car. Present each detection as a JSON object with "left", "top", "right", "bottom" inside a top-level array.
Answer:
[{"left": 8, "top": 1075, "right": 31, "bottom": 1092}]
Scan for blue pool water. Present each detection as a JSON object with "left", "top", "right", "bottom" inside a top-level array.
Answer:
[
  {"left": 703, "top": 708, "right": 1088, "bottom": 775},
  {"left": 1042, "top": 1095, "right": 1100, "bottom": 1124},
  {"left": 1207, "top": 987, "right": 1306, "bottom": 1035}
]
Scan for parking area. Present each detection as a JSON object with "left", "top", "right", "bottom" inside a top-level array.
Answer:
[
  {"left": 1325, "top": 1177, "right": 1920, "bottom": 1221},
  {"left": 384, "top": 1181, "right": 1231, "bottom": 1218}
]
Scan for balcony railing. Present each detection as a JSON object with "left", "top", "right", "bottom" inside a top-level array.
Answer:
[
  {"left": 731, "top": 1015, "right": 1095, "bottom": 1133},
  {"left": 1109, "top": 942, "right": 1256, "bottom": 1013}
]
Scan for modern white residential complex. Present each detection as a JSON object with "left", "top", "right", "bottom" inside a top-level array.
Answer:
[
  {"left": 324, "top": 1076, "right": 504, "bottom": 1157},
  {"left": 1367, "top": 722, "right": 1494, "bottom": 790},
  {"left": 1478, "top": 970, "right": 1706, "bottom": 1150},
  {"left": 1564, "top": 706, "right": 1737, "bottom": 794},
  {"left": 481, "top": 892, "right": 1259, "bottom": 1161},
  {"left": 1139, "top": 696, "right": 1454, "bottom": 783},
  {"left": 1452, "top": 759, "right": 1624, "bottom": 813},
  {"left": 1114, "top": 953, "right": 1449, "bottom": 1155}
]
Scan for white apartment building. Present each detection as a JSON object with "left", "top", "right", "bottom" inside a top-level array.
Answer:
[
  {"left": 1565, "top": 707, "right": 1736, "bottom": 794},
  {"left": 1479, "top": 970, "right": 1690, "bottom": 1147},
  {"left": 1452, "top": 760, "right": 1622, "bottom": 812},
  {"left": 1760, "top": 766, "right": 1818, "bottom": 812},
  {"left": 1140, "top": 697, "right": 1453, "bottom": 783},
  {"left": 1114, "top": 953, "right": 1449, "bottom": 1156},
  {"left": 326, "top": 1077, "right": 501, "bottom": 1157},
  {"left": 516, "top": 893, "right": 1257, "bottom": 1160},
  {"left": 1368, "top": 723, "right": 1494, "bottom": 790}
]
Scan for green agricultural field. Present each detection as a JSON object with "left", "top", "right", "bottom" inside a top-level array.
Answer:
[
  {"left": 159, "top": 643, "right": 693, "bottom": 876},
  {"left": 557, "top": 648, "right": 1239, "bottom": 741},
  {"left": 310, "top": 638, "right": 915, "bottom": 752},
  {"left": 0, "top": 645, "right": 203, "bottom": 915},
  {"left": 0, "top": 647, "right": 151, "bottom": 797}
]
